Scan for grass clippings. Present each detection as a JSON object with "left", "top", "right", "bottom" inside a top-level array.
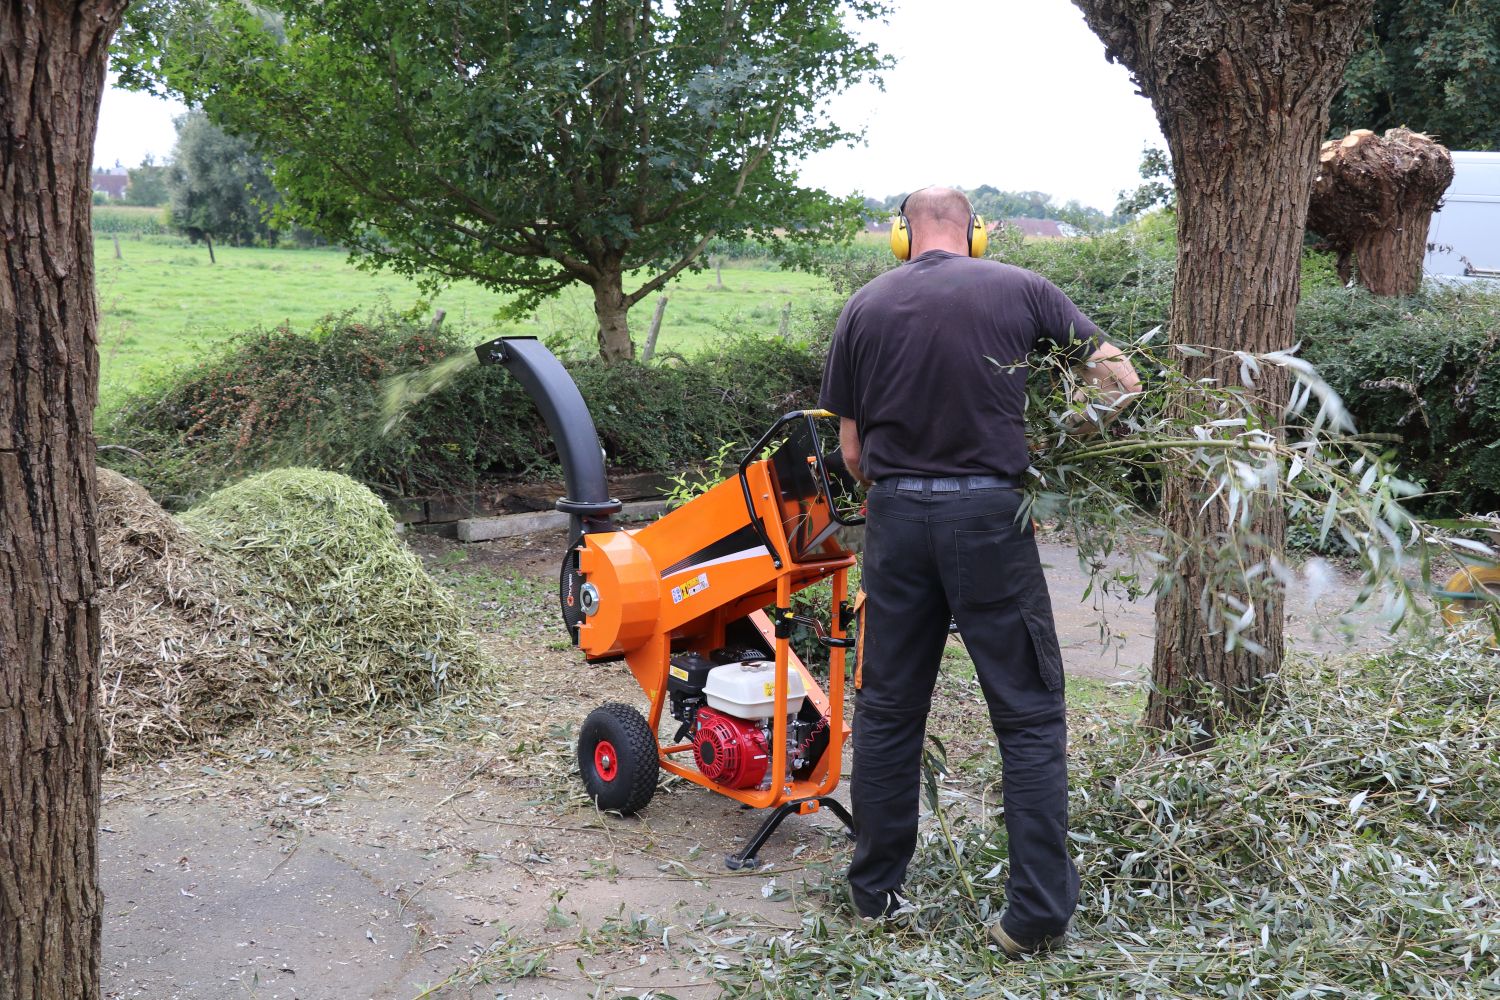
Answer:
[
  {"left": 97, "top": 467, "right": 276, "bottom": 761},
  {"left": 712, "top": 636, "right": 1500, "bottom": 999},
  {"left": 180, "top": 468, "right": 487, "bottom": 711}
]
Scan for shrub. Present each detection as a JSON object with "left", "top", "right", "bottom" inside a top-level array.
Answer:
[
  {"left": 1299, "top": 283, "right": 1500, "bottom": 515},
  {"left": 988, "top": 222, "right": 1176, "bottom": 336},
  {"left": 100, "top": 311, "right": 826, "bottom": 506}
]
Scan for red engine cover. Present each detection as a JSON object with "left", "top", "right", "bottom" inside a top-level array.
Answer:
[{"left": 693, "top": 707, "right": 768, "bottom": 789}]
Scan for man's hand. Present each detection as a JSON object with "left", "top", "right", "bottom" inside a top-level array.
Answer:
[{"left": 1066, "top": 341, "right": 1142, "bottom": 435}]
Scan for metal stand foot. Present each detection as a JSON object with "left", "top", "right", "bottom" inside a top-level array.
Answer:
[{"left": 724, "top": 796, "right": 857, "bottom": 870}]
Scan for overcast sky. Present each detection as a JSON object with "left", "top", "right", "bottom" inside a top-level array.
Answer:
[{"left": 94, "top": 0, "right": 1164, "bottom": 213}]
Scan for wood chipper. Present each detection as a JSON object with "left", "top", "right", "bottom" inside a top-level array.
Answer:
[{"left": 476, "top": 336, "right": 863, "bottom": 868}]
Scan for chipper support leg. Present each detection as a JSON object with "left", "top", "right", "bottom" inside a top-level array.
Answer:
[{"left": 724, "top": 797, "right": 857, "bottom": 870}]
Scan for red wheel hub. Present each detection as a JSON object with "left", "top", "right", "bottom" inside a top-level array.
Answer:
[{"left": 594, "top": 739, "right": 619, "bottom": 782}]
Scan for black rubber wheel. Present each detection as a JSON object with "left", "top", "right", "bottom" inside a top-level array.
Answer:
[{"left": 578, "top": 702, "right": 658, "bottom": 815}]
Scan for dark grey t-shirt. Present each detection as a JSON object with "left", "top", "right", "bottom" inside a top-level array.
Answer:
[{"left": 819, "top": 250, "right": 1100, "bottom": 480}]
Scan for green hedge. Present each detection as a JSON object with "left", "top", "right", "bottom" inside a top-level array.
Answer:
[
  {"left": 99, "top": 313, "right": 824, "bottom": 507},
  {"left": 100, "top": 225, "right": 1500, "bottom": 517},
  {"left": 1298, "top": 284, "right": 1500, "bottom": 515}
]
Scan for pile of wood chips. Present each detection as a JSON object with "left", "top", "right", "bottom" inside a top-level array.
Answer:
[{"left": 97, "top": 468, "right": 278, "bottom": 761}]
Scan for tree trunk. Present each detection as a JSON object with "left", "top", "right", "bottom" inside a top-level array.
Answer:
[
  {"left": 592, "top": 268, "right": 634, "bottom": 362},
  {"left": 1308, "top": 129, "right": 1454, "bottom": 296},
  {"left": 1351, "top": 218, "right": 1431, "bottom": 295},
  {"left": 1073, "top": 0, "right": 1373, "bottom": 737},
  {"left": 1, "top": 1, "right": 123, "bottom": 997}
]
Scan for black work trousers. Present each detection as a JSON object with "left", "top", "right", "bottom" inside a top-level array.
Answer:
[{"left": 850, "top": 476, "right": 1079, "bottom": 941}]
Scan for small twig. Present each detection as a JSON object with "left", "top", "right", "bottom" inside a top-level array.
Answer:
[
  {"left": 261, "top": 826, "right": 303, "bottom": 883},
  {"left": 98, "top": 443, "right": 148, "bottom": 461}
]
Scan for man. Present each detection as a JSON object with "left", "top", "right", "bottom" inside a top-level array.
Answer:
[{"left": 820, "top": 186, "right": 1140, "bottom": 955}]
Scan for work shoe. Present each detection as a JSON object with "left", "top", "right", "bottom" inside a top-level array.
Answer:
[
  {"left": 987, "top": 916, "right": 1065, "bottom": 959},
  {"left": 847, "top": 884, "right": 913, "bottom": 924}
]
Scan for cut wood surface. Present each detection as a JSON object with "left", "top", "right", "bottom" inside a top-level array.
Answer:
[{"left": 1309, "top": 127, "right": 1454, "bottom": 295}]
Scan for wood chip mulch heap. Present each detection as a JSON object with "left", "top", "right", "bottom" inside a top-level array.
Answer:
[{"left": 97, "top": 467, "right": 276, "bottom": 761}]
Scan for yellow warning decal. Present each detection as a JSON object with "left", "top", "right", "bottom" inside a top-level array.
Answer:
[{"left": 670, "top": 666, "right": 688, "bottom": 681}]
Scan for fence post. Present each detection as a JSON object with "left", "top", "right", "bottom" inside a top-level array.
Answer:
[
  {"left": 715, "top": 257, "right": 723, "bottom": 288},
  {"left": 428, "top": 308, "right": 446, "bottom": 335},
  {"left": 778, "top": 300, "right": 792, "bottom": 339},
  {"left": 112, "top": 233, "right": 122, "bottom": 260},
  {"left": 641, "top": 295, "right": 669, "bottom": 363}
]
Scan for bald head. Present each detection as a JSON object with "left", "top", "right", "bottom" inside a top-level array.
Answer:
[{"left": 901, "top": 186, "right": 974, "bottom": 256}]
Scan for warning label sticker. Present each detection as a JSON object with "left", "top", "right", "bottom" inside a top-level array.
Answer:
[{"left": 670, "top": 572, "right": 710, "bottom": 605}]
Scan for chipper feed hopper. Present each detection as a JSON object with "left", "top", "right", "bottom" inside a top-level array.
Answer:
[{"left": 476, "top": 336, "right": 863, "bottom": 868}]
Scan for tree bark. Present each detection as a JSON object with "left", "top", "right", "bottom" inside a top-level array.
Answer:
[
  {"left": 1073, "top": 0, "right": 1373, "bottom": 736},
  {"left": 592, "top": 268, "right": 634, "bottom": 363},
  {"left": 1308, "top": 129, "right": 1454, "bottom": 296},
  {"left": 1, "top": 1, "right": 124, "bottom": 996}
]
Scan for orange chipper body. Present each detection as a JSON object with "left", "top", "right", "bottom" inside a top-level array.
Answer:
[{"left": 476, "top": 335, "right": 861, "bottom": 868}]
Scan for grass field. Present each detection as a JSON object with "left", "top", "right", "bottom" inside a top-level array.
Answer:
[{"left": 94, "top": 235, "right": 831, "bottom": 409}]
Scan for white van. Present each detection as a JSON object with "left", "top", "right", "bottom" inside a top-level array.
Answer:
[{"left": 1424, "top": 151, "right": 1500, "bottom": 281}]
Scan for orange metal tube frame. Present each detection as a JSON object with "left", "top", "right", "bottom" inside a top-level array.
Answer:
[{"left": 574, "top": 410, "right": 856, "bottom": 814}]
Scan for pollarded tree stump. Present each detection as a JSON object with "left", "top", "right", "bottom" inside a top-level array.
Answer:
[{"left": 1308, "top": 128, "right": 1454, "bottom": 296}]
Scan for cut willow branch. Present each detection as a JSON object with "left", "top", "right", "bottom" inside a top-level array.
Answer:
[{"left": 1019, "top": 343, "right": 1495, "bottom": 654}]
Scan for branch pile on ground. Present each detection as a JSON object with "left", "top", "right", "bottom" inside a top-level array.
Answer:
[
  {"left": 714, "top": 635, "right": 1500, "bottom": 998},
  {"left": 180, "top": 468, "right": 486, "bottom": 710},
  {"left": 97, "top": 467, "right": 277, "bottom": 760}
]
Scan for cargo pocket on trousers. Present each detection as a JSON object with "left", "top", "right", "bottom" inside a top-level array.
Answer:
[{"left": 1019, "top": 597, "right": 1065, "bottom": 692}]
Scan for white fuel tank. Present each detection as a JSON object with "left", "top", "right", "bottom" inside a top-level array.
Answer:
[{"left": 703, "top": 660, "right": 806, "bottom": 720}]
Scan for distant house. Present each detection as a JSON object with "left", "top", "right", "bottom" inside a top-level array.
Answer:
[
  {"left": 993, "top": 218, "right": 1081, "bottom": 240},
  {"left": 92, "top": 166, "right": 129, "bottom": 200}
]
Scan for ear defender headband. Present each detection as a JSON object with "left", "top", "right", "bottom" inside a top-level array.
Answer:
[{"left": 889, "top": 190, "right": 988, "bottom": 260}]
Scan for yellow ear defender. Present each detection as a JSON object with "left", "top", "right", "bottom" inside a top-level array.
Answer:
[
  {"left": 968, "top": 213, "right": 989, "bottom": 257},
  {"left": 889, "top": 190, "right": 987, "bottom": 260}
]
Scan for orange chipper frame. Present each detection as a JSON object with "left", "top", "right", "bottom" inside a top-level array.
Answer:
[{"left": 477, "top": 336, "right": 862, "bottom": 868}]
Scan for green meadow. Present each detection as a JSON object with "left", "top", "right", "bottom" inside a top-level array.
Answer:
[{"left": 94, "top": 235, "right": 830, "bottom": 409}]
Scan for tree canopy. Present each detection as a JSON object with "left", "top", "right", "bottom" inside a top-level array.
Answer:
[
  {"left": 125, "top": 155, "right": 170, "bottom": 206},
  {"left": 1113, "top": 146, "right": 1174, "bottom": 218},
  {"left": 166, "top": 110, "right": 280, "bottom": 256},
  {"left": 1332, "top": 0, "right": 1500, "bottom": 150},
  {"left": 117, "top": 0, "right": 890, "bottom": 360}
]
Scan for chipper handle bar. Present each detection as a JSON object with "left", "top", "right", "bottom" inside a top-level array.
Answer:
[{"left": 737, "top": 408, "right": 865, "bottom": 569}]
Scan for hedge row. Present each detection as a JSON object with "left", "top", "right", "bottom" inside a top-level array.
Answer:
[
  {"left": 1298, "top": 284, "right": 1500, "bottom": 515},
  {"left": 99, "top": 316, "right": 823, "bottom": 508},
  {"left": 100, "top": 225, "right": 1500, "bottom": 516}
]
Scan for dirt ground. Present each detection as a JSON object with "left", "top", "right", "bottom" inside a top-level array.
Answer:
[{"left": 100, "top": 526, "right": 1398, "bottom": 1000}]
